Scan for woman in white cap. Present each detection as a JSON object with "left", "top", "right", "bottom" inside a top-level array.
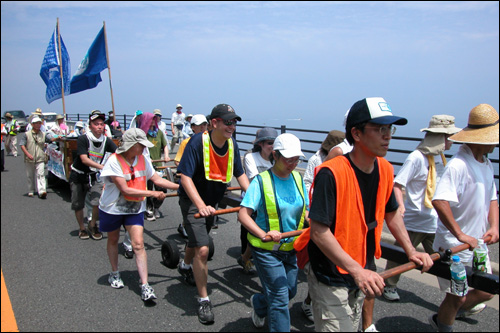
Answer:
[
  {"left": 98, "top": 128, "right": 179, "bottom": 302},
  {"left": 238, "top": 133, "right": 309, "bottom": 332}
]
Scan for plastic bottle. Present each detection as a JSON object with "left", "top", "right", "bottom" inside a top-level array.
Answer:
[
  {"left": 450, "top": 255, "right": 468, "bottom": 296},
  {"left": 473, "top": 239, "right": 488, "bottom": 272}
]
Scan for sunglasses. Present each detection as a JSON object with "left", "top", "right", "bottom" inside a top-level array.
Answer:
[
  {"left": 264, "top": 141, "right": 274, "bottom": 146},
  {"left": 217, "top": 118, "right": 237, "bottom": 126},
  {"left": 129, "top": 166, "right": 135, "bottom": 180}
]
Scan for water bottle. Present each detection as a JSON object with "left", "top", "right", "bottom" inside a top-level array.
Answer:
[
  {"left": 450, "top": 255, "right": 468, "bottom": 296},
  {"left": 473, "top": 239, "right": 488, "bottom": 272}
]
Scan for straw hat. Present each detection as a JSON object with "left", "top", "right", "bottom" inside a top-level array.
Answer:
[
  {"left": 449, "top": 104, "right": 499, "bottom": 145},
  {"left": 420, "top": 115, "right": 461, "bottom": 134}
]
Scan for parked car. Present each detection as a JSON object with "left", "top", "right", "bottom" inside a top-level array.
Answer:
[
  {"left": 43, "top": 112, "right": 58, "bottom": 132},
  {"left": 2, "top": 110, "right": 28, "bottom": 132}
]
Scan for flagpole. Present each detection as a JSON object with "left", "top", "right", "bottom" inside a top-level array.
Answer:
[
  {"left": 102, "top": 21, "right": 116, "bottom": 123},
  {"left": 56, "top": 18, "right": 67, "bottom": 117}
]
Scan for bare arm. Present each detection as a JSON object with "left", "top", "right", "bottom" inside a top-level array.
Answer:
[
  {"left": 385, "top": 209, "right": 433, "bottom": 272},
  {"left": 236, "top": 173, "right": 250, "bottom": 193},
  {"left": 432, "top": 199, "right": 478, "bottom": 250},
  {"left": 483, "top": 200, "right": 499, "bottom": 245},
  {"left": 111, "top": 175, "right": 166, "bottom": 200},
  {"left": 150, "top": 173, "right": 179, "bottom": 191},
  {"left": 325, "top": 147, "right": 344, "bottom": 162},
  {"left": 393, "top": 183, "right": 405, "bottom": 217}
]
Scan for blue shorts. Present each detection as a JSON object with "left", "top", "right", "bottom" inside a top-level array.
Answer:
[{"left": 99, "top": 209, "right": 144, "bottom": 232}]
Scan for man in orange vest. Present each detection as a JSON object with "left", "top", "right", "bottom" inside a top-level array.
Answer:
[
  {"left": 176, "top": 103, "right": 249, "bottom": 325},
  {"left": 307, "top": 97, "right": 434, "bottom": 332}
]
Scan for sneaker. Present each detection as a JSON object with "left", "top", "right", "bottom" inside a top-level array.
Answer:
[
  {"left": 124, "top": 248, "right": 134, "bottom": 259},
  {"left": 154, "top": 209, "right": 161, "bottom": 219},
  {"left": 141, "top": 283, "right": 157, "bottom": 301},
  {"left": 178, "top": 265, "right": 196, "bottom": 286},
  {"left": 108, "top": 272, "right": 124, "bottom": 289},
  {"left": 79, "top": 229, "right": 89, "bottom": 240},
  {"left": 456, "top": 303, "right": 486, "bottom": 319},
  {"left": 383, "top": 286, "right": 400, "bottom": 301},
  {"left": 39, "top": 192, "right": 47, "bottom": 199},
  {"left": 28, "top": 193, "right": 34, "bottom": 197},
  {"left": 198, "top": 300, "right": 215, "bottom": 325},
  {"left": 301, "top": 300, "right": 314, "bottom": 322},
  {"left": 88, "top": 225, "right": 103, "bottom": 240},
  {"left": 364, "top": 324, "right": 379, "bottom": 332},
  {"left": 428, "top": 313, "right": 439, "bottom": 331},
  {"left": 250, "top": 295, "right": 265, "bottom": 328},
  {"left": 146, "top": 212, "right": 156, "bottom": 221},
  {"left": 177, "top": 224, "right": 188, "bottom": 238},
  {"left": 237, "top": 256, "right": 255, "bottom": 275}
]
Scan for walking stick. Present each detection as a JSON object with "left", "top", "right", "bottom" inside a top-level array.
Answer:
[{"left": 379, "top": 235, "right": 492, "bottom": 280}]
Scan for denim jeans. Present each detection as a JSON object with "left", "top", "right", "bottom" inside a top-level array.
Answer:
[{"left": 251, "top": 246, "right": 298, "bottom": 332}]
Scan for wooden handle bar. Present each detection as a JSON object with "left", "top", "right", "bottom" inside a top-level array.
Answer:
[
  {"left": 262, "top": 229, "right": 304, "bottom": 242},
  {"left": 379, "top": 235, "right": 492, "bottom": 280},
  {"left": 165, "top": 187, "right": 242, "bottom": 199},
  {"left": 194, "top": 207, "right": 241, "bottom": 219}
]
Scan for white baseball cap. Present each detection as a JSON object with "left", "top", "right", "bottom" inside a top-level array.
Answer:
[
  {"left": 273, "top": 133, "right": 305, "bottom": 158},
  {"left": 191, "top": 114, "right": 208, "bottom": 126}
]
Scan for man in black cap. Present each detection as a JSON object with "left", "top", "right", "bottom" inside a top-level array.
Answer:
[
  {"left": 306, "top": 97, "right": 434, "bottom": 331},
  {"left": 69, "top": 110, "right": 117, "bottom": 240},
  {"left": 176, "top": 104, "right": 249, "bottom": 325}
]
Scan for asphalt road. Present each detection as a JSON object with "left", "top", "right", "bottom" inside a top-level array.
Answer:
[{"left": 1, "top": 149, "right": 499, "bottom": 332}]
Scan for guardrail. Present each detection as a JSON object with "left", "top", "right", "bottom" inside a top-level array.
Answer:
[{"left": 63, "top": 113, "right": 499, "bottom": 187}]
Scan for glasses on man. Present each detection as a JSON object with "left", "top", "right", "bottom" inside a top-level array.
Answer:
[
  {"left": 365, "top": 125, "right": 396, "bottom": 136},
  {"left": 217, "top": 118, "right": 237, "bottom": 126}
]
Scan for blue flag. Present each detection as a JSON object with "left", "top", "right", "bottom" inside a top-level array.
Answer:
[
  {"left": 70, "top": 27, "right": 108, "bottom": 94},
  {"left": 40, "top": 25, "right": 71, "bottom": 104}
]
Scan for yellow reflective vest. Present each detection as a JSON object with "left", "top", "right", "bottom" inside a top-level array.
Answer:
[{"left": 247, "top": 170, "right": 306, "bottom": 251}]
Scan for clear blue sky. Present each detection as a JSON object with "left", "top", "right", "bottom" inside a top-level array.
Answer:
[{"left": 1, "top": 1, "right": 499, "bottom": 135}]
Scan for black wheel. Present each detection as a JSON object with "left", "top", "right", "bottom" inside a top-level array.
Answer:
[
  {"left": 208, "top": 236, "right": 215, "bottom": 261},
  {"left": 161, "top": 240, "right": 180, "bottom": 269}
]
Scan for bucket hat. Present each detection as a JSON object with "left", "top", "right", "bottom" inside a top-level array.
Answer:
[
  {"left": 420, "top": 115, "right": 461, "bottom": 134},
  {"left": 321, "top": 130, "right": 345, "bottom": 152},
  {"left": 116, "top": 128, "right": 154, "bottom": 154},
  {"left": 449, "top": 104, "right": 499, "bottom": 145},
  {"left": 253, "top": 127, "right": 278, "bottom": 144}
]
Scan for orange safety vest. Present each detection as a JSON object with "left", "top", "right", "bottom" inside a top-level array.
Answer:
[
  {"left": 115, "top": 153, "right": 148, "bottom": 202},
  {"left": 294, "top": 155, "right": 393, "bottom": 274},
  {"left": 202, "top": 131, "right": 234, "bottom": 183}
]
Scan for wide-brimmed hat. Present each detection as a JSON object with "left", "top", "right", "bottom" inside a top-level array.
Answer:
[
  {"left": 420, "top": 115, "right": 461, "bottom": 134},
  {"left": 153, "top": 109, "right": 162, "bottom": 116},
  {"left": 449, "top": 104, "right": 499, "bottom": 145},
  {"left": 5, "top": 113, "right": 13, "bottom": 119},
  {"left": 253, "top": 127, "right": 278, "bottom": 144},
  {"left": 176, "top": 104, "right": 183, "bottom": 109},
  {"left": 56, "top": 114, "right": 65, "bottom": 120},
  {"left": 116, "top": 128, "right": 154, "bottom": 154},
  {"left": 321, "top": 130, "right": 345, "bottom": 152},
  {"left": 273, "top": 133, "right": 305, "bottom": 158}
]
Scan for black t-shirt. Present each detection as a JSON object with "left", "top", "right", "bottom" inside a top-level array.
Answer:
[
  {"left": 69, "top": 135, "right": 117, "bottom": 183},
  {"left": 177, "top": 131, "right": 244, "bottom": 206},
  {"left": 308, "top": 154, "right": 398, "bottom": 288}
]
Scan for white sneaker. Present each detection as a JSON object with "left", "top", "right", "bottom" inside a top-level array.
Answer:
[
  {"left": 301, "top": 300, "right": 314, "bottom": 322},
  {"left": 383, "top": 286, "right": 400, "bottom": 301},
  {"left": 108, "top": 272, "right": 124, "bottom": 289},
  {"left": 154, "top": 208, "right": 161, "bottom": 219},
  {"left": 141, "top": 283, "right": 157, "bottom": 301},
  {"left": 364, "top": 324, "right": 379, "bottom": 332},
  {"left": 456, "top": 303, "right": 486, "bottom": 318},
  {"left": 250, "top": 295, "right": 265, "bottom": 328}
]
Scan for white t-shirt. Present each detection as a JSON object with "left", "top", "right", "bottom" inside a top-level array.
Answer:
[
  {"left": 304, "top": 149, "right": 327, "bottom": 194},
  {"left": 244, "top": 151, "right": 273, "bottom": 182},
  {"left": 394, "top": 150, "right": 445, "bottom": 233},
  {"left": 432, "top": 144, "right": 497, "bottom": 262},
  {"left": 99, "top": 154, "right": 155, "bottom": 215}
]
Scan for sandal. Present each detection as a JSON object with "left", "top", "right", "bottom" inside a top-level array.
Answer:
[{"left": 79, "top": 229, "right": 89, "bottom": 240}]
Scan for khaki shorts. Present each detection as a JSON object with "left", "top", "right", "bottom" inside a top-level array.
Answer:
[{"left": 308, "top": 268, "right": 365, "bottom": 332}]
